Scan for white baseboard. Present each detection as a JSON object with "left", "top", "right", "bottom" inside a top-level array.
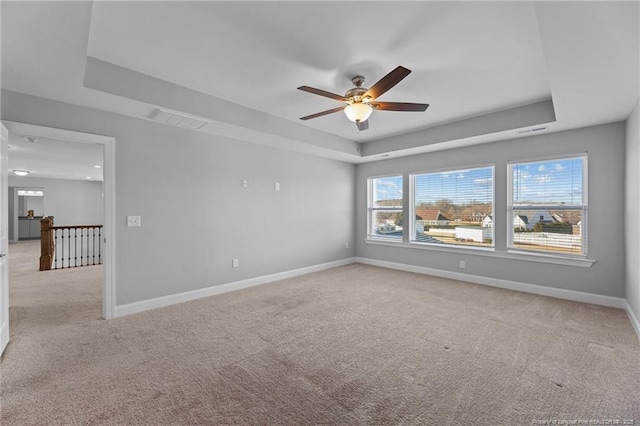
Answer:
[
  {"left": 624, "top": 300, "right": 640, "bottom": 341},
  {"left": 115, "top": 257, "right": 356, "bottom": 318},
  {"left": 355, "top": 257, "right": 626, "bottom": 309},
  {"left": 0, "top": 320, "right": 9, "bottom": 357}
]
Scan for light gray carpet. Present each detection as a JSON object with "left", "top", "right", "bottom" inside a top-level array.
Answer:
[{"left": 2, "top": 240, "right": 639, "bottom": 425}]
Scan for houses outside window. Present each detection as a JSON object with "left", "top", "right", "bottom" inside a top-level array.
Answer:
[
  {"left": 508, "top": 155, "right": 587, "bottom": 256},
  {"left": 410, "top": 166, "right": 494, "bottom": 248},
  {"left": 367, "top": 175, "right": 403, "bottom": 241}
]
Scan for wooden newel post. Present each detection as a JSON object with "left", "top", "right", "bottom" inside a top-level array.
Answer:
[{"left": 40, "top": 216, "right": 54, "bottom": 271}]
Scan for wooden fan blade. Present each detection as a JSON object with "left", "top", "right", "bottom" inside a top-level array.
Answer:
[
  {"left": 363, "top": 66, "right": 412, "bottom": 100},
  {"left": 297, "top": 86, "right": 348, "bottom": 102},
  {"left": 371, "top": 102, "right": 429, "bottom": 112},
  {"left": 356, "top": 119, "right": 369, "bottom": 131},
  {"left": 300, "top": 106, "right": 346, "bottom": 120}
]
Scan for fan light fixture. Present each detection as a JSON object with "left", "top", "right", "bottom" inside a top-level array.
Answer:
[
  {"left": 344, "top": 103, "right": 373, "bottom": 123},
  {"left": 298, "top": 66, "right": 429, "bottom": 131},
  {"left": 14, "top": 170, "right": 29, "bottom": 176}
]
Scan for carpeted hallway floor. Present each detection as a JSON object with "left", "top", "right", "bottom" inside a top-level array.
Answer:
[{"left": 1, "top": 240, "right": 639, "bottom": 425}]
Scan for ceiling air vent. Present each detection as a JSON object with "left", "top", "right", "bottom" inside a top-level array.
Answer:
[
  {"left": 517, "top": 126, "right": 547, "bottom": 134},
  {"left": 148, "top": 109, "right": 210, "bottom": 130}
]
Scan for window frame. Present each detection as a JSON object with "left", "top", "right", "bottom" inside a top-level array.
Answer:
[
  {"left": 507, "top": 153, "right": 588, "bottom": 258},
  {"left": 409, "top": 164, "right": 496, "bottom": 251},
  {"left": 367, "top": 174, "right": 404, "bottom": 242}
]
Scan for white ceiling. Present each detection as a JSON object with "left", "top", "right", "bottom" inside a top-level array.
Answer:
[
  {"left": 1, "top": 1, "right": 638, "bottom": 165},
  {"left": 7, "top": 133, "right": 103, "bottom": 181},
  {"left": 86, "top": 1, "right": 551, "bottom": 141}
]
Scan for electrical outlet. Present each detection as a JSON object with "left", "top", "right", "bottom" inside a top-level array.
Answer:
[
  {"left": 242, "top": 180, "right": 248, "bottom": 188},
  {"left": 345, "top": 242, "right": 349, "bottom": 249},
  {"left": 232, "top": 258, "right": 239, "bottom": 268},
  {"left": 459, "top": 260, "right": 465, "bottom": 269},
  {"left": 127, "top": 216, "right": 141, "bottom": 227},
  {"left": 274, "top": 182, "right": 280, "bottom": 191}
]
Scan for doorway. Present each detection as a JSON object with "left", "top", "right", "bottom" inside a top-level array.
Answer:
[
  {"left": 12, "top": 187, "right": 45, "bottom": 242},
  {"left": 1, "top": 121, "right": 115, "bottom": 326}
]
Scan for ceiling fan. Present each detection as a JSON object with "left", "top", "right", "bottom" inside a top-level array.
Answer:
[{"left": 298, "top": 66, "right": 429, "bottom": 131}]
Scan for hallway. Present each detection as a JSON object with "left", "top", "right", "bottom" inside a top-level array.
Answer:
[{"left": 2, "top": 240, "right": 102, "bottom": 358}]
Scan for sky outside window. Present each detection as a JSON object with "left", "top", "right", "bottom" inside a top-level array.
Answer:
[
  {"left": 414, "top": 168, "right": 493, "bottom": 205},
  {"left": 512, "top": 157, "right": 583, "bottom": 205},
  {"left": 373, "top": 176, "right": 403, "bottom": 206}
]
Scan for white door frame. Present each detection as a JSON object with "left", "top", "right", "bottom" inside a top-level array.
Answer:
[
  {"left": 1, "top": 123, "right": 10, "bottom": 355},
  {"left": 2, "top": 121, "right": 116, "bottom": 319}
]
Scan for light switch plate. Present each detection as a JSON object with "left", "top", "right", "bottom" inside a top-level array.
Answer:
[{"left": 127, "top": 216, "right": 141, "bottom": 227}]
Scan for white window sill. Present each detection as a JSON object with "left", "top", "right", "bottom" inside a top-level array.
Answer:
[{"left": 364, "top": 238, "right": 595, "bottom": 268}]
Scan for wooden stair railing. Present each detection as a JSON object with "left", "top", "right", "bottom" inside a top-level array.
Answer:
[
  {"left": 40, "top": 217, "right": 104, "bottom": 271},
  {"left": 39, "top": 217, "right": 54, "bottom": 271}
]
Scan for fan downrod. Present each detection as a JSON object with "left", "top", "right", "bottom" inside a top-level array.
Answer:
[{"left": 351, "top": 75, "right": 366, "bottom": 87}]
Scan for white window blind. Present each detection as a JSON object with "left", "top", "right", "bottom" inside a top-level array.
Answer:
[
  {"left": 368, "top": 175, "right": 403, "bottom": 240},
  {"left": 411, "top": 166, "right": 494, "bottom": 248},
  {"left": 509, "top": 155, "right": 586, "bottom": 256}
]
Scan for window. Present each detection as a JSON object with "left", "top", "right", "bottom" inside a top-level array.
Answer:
[
  {"left": 509, "top": 155, "right": 586, "bottom": 256},
  {"left": 368, "top": 175, "right": 403, "bottom": 240},
  {"left": 411, "top": 166, "right": 494, "bottom": 248}
]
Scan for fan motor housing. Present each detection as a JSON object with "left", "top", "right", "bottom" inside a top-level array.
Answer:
[{"left": 345, "top": 87, "right": 367, "bottom": 101}]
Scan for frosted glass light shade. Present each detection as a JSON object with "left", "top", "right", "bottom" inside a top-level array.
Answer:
[{"left": 344, "top": 103, "right": 373, "bottom": 122}]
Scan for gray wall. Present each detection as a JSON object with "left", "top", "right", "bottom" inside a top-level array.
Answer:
[
  {"left": 356, "top": 122, "right": 626, "bottom": 298},
  {"left": 626, "top": 100, "right": 640, "bottom": 319},
  {"left": 8, "top": 176, "right": 103, "bottom": 226},
  {"left": 2, "top": 89, "right": 630, "bottom": 309},
  {"left": 2, "top": 90, "right": 355, "bottom": 306}
]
